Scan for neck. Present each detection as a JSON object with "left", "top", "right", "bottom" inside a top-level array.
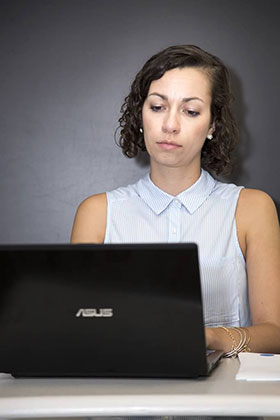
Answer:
[{"left": 150, "top": 164, "right": 202, "bottom": 196}]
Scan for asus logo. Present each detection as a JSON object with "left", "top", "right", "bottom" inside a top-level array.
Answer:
[{"left": 76, "top": 308, "right": 113, "bottom": 318}]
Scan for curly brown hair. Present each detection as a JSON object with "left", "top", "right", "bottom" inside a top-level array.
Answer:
[{"left": 116, "top": 45, "right": 239, "bottom": 176}]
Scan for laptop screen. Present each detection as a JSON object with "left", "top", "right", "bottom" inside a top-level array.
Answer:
[{"left": 0, "top": 243, "right": 209, "bottom": 377}]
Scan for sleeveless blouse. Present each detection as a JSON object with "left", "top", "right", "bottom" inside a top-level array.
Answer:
[{"left": 105, "top": 169, "right": 251, "bottom": 328}]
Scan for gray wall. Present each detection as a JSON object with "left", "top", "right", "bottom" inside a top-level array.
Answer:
[{"left": 0, "top": 0, "right": 279, "bottom": 244}]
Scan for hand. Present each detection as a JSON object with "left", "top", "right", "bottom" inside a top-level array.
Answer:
[
  {"left": 205, "top": 327, "right": 212, "bottom": 349},
  {"left": 205, "top": 327, "right": 231, "bottom": 352}
]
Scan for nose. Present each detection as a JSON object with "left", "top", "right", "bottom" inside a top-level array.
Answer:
[{"left": 162, "top": 110, "right": 180, "bottom": 134}]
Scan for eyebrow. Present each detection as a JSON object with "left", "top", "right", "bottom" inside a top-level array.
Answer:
[{"left": 148, "top": 92, "right": 205, "bottom": 103}]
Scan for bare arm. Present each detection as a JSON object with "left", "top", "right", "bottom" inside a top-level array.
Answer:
[
  {"left": 70, "top": 193, "right": 107, "bottom": 244},
  {"left": 206, "top": 189, "right": 280, "bottom": 353}
]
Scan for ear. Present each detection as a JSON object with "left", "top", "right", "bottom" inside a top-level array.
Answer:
[{"left": 208, "top": 122, "right": 215, "bottom": 137}]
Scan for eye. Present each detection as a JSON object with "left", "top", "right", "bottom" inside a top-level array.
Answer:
[
  {"left": 185, "top": 110, "right": 200, "bottom": 117},
  {"left": 150, "top": 105, "right": 164, "bottom": 112}
]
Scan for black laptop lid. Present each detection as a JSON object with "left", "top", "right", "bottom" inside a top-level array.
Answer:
[{"left": 0, "top": 243, "right": 208, "bottom": 377}]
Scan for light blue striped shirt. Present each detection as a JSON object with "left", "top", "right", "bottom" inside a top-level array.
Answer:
[{"left": 105, "top": 169, "right": 251, "bottom": 328}]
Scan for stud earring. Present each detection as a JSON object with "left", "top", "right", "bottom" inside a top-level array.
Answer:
[
  {"left": 207, "top": 134, "right": 213, "bottom": 140},
  {"left": 139, "top": 128, "right": 143, "bottom": 133}
]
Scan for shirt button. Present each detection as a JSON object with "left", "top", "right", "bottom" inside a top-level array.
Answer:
[
  {"left": 172, "top": 228, "right": 177, "bottom": 234},
  {"left": 174, "top": 199, "right": 181, "bottom": 208}
]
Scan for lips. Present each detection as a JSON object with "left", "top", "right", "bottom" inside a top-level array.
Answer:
[{"left": 156, "top": 141, "right": 182, "bottom": 150}]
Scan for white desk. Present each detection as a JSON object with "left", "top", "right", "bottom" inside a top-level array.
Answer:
[{"left": 0, "top": 358, "right": 279, "bottom": 419}]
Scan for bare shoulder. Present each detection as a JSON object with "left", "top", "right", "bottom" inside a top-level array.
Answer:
[
  {"left": 70, "top": 192, "right": 107, "bottom": 244},
  {"left": 236, "top": 189, "right": 280, "bottom": 329},
  {"left": 77, "top": 193, "right": 107, "bottom": 213},
  {"left": 237, "top": 188, "right": 279, "bottom": 225},
  {"left": 236, "top": 188, "right": 279, "bottom": 256}
]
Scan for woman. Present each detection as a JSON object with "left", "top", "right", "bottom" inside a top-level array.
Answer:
[{"left": 71, "top": 45, "right": 280, "bottom": 356}]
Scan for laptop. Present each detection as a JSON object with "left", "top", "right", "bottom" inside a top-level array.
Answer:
[{"left": 0, "top": 243, "right": 223, "bottom": 378}]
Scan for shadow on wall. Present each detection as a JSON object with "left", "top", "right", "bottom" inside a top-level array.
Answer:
[
  {"left": 274, "top": 200, "right": 280, "bottom": 223},
  {"left": 227, "top": 67, "right": 252, "bottom": 186}
]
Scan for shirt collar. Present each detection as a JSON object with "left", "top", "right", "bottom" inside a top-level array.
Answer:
[{"left": 136, "top": 169, "right": 216, "bottom": 215}]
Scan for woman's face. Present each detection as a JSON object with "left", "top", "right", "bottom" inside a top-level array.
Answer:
[{"left": 142, "top": 67, "right": 214, "bottom": 172}]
